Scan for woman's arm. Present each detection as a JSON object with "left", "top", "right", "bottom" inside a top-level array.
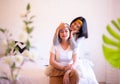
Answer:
[
  {"left": 49, "top": 52, "right": 65, "bottom": 70},
  {"left": 70, "top": 31, "right": 79, "bottom": 49},
  {"left": 70, "top": 37, "right": 77, "bottom": 50},
  {"left": 72, "top": 53, "right": 77, "bottom": 67}
]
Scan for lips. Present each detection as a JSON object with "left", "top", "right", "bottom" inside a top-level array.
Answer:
[
  {"left": 62, "top": 36, "right": 66, "bottom": 38},
  {"left": 62, "top": 35, "right": 68, "bottom": 38}
]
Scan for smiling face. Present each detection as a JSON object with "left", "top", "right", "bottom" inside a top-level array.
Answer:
[
  {"left": 70, "top": 20, "right": 82, "bottom": 32},
  {"left": 58, "top": 23, "right": 70, "bottom": 41},
  {"left": 59, "top": 27, "right": 70, "bottom": 40}
]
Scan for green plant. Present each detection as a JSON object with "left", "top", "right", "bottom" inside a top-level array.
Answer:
[
  {"left": 102, "top": 17, "right": 120, "bottom": 69},
  {"left": 0, "top": 4, "right": 35, "bottom": 82},
  {"left": 0, "top": 28, "right": 16, "bottom": 56},
  {"left": 0, "top": 3, "right": 35, "bottom": 56},
  {"left": 21, "top": 3, "right": 35, "bottom": 50}
]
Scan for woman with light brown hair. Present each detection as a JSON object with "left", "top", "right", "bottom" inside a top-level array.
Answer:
[{"left": 46, "top": 23, "right": 79, "bottom": 84}]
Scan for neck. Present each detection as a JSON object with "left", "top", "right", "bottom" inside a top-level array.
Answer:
[
  {"left": 60, "top": 40, "right": 69, "bottom": 50},
  {"left": 61, "top": 39, "right": 69, "bottom": 44}
]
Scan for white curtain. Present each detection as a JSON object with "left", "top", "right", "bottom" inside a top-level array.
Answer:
[{"left": 105, "top": 62, "right": 120, "bottom": 84}]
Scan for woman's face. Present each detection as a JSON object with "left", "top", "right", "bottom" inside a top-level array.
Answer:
[
  {"left": 70, "top": 20, "right": 82, "bottom": 32},
  {"left": 59, "top": 27, "right": 70, "bottom": 41}
]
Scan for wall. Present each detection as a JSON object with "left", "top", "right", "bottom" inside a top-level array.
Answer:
[{"left": 0, "top": 0, "right": 120, "bottom": 82}]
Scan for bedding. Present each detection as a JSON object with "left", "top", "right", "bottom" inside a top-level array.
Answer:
[
  {"left": 0, "top": 60, "right": 49, "bottom": 84},
  {"left": 0, "top": 57, "right": 98, "bottom": 84}
]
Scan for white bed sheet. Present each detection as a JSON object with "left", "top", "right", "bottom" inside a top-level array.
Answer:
[
  {"left": 0, "top": 59, "right": 98, "bottom": 84},
  {"left": 0, "top": 61, "right": 49, "bottom": 84}
]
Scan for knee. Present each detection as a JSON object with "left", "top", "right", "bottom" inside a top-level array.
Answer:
[
  {"left": 69, "top": 69, "right": 80, "bottom": 84},
  {"left": 70, "top": 69, "right": 79, "bottom": 78}
]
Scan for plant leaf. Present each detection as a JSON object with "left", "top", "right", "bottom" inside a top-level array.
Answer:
[
  {"left": 103, "top": 45, "right": 120, "bottom": 68},
  {"left": 26, "top": 40, "right": 31, "bottom": 50},
  {"left": 107, "top": 25, "right": 120, "bottom": 40},
  {"left": 0, "top": 28, "right": 6, "bottom": 33},
  {"left": 111, "top": 20, "right": 120, "bottom": 31},
  {"left": 26, "top": 3, "right": 30, "bottom": 11},
  {"left": 102, "top": 17, "right": 120, "bottom": 69},
  {"left": 103, "top": 34, "right": 120, "bottom": 47},
  {"left": 0, "top": 77, "right": 9, "bottom": 80},
  {"left": 26, "top": 27, "right": 33, "bottom": 34},
  {"left": 30, "top": 16, "right": 35, "bottom": 20},
  {"left": 117, "top": 18, "right": 120, "bottom": 26}
]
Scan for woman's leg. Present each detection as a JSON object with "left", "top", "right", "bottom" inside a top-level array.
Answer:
[
  {"left": 50, "top": 76, "right": 63, "bottom": 84},
  {"left": 49, "top": 67, "right": 65, "bottom": 84},
  {"left": 69, "top": 69, "right": 79, "bottom": 84}
]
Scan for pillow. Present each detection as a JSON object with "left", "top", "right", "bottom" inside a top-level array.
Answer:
[{"left": 12, "top": 41, "right": 27, "bottom": 55}]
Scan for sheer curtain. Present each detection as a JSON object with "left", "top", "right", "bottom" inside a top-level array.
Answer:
[{"left": 105, "top": 62, "right": 120, "bottom": 84}]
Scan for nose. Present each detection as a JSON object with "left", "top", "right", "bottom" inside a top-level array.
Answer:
[
  {"left": 74, "top": 25, "right": 78, "bottom": 29},
  {"left": 63, "top": 31, "right": 66, "bottom": 35}
]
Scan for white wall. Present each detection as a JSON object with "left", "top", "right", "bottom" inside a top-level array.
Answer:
[{"left": 0, "top": 0, "right": 120, "bottom": 82}]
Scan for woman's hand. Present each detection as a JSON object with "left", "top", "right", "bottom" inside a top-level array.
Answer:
[
  {"left": 63, "top": 70, "right": 71, "bottom": 84},
  {"left": 64, "top": 64, "right": 73, "bottom": 71},
  {"left": 70, "top": 30, "right": 79, "bottom": 38},
  {"left": 55, "top": 23, "right": 65, "bottom": 36}
]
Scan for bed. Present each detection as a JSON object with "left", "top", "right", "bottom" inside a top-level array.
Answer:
[
  {"left": 0, "top": 56, "right": 98, "bottom": 84},
  {"left": 0, "top": 40, "right": 98, "bottom": 84},
  {"left": 0, "top": 59, "right": 49, "bottom": 84}
]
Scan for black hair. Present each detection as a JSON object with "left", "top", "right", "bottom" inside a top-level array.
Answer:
[{"left": 70, "top": 16, "right": 88, "bottom": 39}]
